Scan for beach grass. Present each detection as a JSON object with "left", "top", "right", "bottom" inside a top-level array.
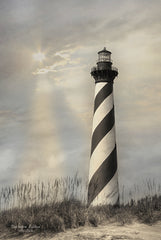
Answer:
[{"left": 0, "top": 177, "right": 161, "bottom": 233}]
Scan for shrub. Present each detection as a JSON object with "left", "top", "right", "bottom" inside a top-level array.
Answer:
[
  {"left": 55, "top": 200, "right": 86, "bottom": 228},
  {"left": 34, "top": 211, "right": 64, "bottom": 232}
]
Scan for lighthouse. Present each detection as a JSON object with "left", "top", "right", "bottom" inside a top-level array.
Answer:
[{"left": 88, "top": 48, "right": 119, "bottom": 206}]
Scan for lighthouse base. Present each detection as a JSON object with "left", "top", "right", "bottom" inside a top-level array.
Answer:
[{"left": 89, "top": 172, "right": 119, "bottom": 206}]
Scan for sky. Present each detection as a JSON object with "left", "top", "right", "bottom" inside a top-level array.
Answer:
[{"left": 0, "top": 0, "right": 161, "bottom": 194}]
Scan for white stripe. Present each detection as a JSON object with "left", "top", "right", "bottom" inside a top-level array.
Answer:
[
  {"left": 92, "top": 93, "right": 114, "bottom": 134},
  {"left": 91, "top": 171, "right": 119, "bottom": 206},
  {"left": 89, "top": 126, "right": 116, "bottom": 181},
  {"left": 94, "top": 82, "right": 107, "bottom": 97}
]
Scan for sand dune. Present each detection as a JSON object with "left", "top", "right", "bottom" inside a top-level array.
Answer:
[{"left": 0, "top": 221, "right": 161, "bottom": 240}]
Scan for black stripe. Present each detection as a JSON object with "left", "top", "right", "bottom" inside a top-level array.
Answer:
[
  {"left": 94, "top": 83, "right": 113, "bottom": 114},
  {"left": 88, "top": 145, "right": 117, "bottom": 206},
  {"left": 91, "top": 107, "right": 114, "bottom": 156}
]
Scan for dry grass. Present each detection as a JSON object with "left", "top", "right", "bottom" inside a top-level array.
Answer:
[
  {"left": 0, "top": 177, "right": 161, "bottom": 234},
  {"left": 0, "top": 175, "right": 87, "bottom": 210}
]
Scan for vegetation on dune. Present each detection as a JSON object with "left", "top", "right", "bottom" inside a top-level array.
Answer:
[
  {"left": 0, "top": 177, "right": 161, "bottom": 234},
  {"left": 0, "top": 175, "right": 87, "bottom": 210}
]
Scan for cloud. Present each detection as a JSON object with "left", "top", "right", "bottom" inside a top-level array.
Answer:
[{"left": 33, "top": 47, "right": 82, "bottom": 75}]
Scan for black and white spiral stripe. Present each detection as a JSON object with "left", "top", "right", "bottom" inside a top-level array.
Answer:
[{"left": 88, "top": 82, "right": 119, "bottom": 206}]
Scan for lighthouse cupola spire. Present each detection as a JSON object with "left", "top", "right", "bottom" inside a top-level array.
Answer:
[{"left": 88, "top": 47, "right": 119, "bottom": 206}]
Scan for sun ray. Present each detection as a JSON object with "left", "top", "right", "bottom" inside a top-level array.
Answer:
[
  {"left": 19, "top": 75, "right": 65, "bottom": 181},
  {"left": 33, "top": 52, "right": 45, "bottom": 62}
]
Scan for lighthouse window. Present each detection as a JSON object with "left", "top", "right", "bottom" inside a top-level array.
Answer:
[{"left": 98, "top": 53, "right": 111, "bottom": 62}]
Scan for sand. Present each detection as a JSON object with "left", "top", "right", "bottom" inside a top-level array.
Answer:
[{"left": 0, "top": 221, "right": 161, "bottom": 240}]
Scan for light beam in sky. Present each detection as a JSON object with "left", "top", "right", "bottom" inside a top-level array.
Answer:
[
  {"left": 19, "top": 76, "right": 65, "bottom": 181},
  {"left": 33, "top": 52, "right": 45, "bottom": 62}
]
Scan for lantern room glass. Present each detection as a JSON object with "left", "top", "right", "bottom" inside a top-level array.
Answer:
[{"left": 98, "top": 52, "right": 111, "bottom": 62}]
